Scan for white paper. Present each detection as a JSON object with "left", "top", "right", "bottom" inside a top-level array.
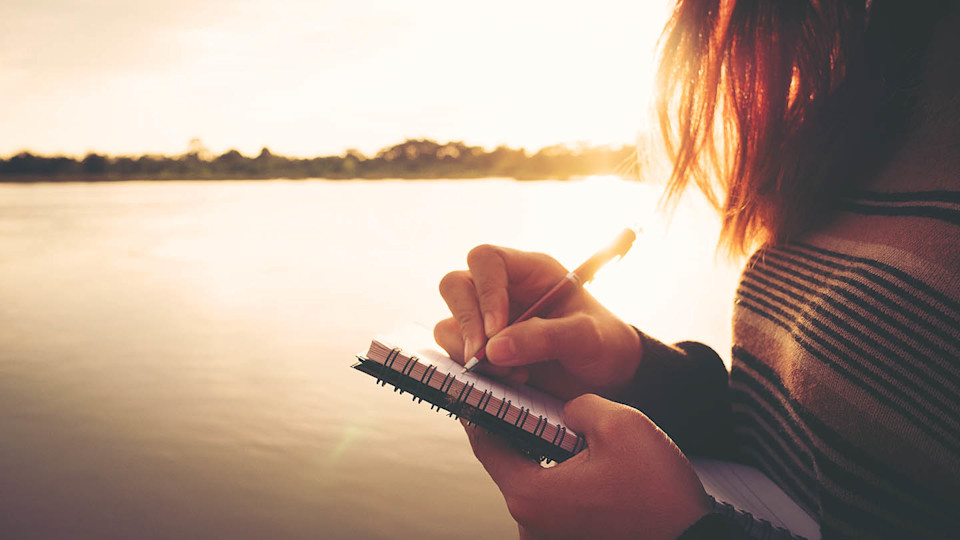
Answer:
[{"left": 692, "top": 458, "right": 820, "bottom": 540}]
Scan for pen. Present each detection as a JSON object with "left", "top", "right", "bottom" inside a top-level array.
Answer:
[{"left": 461, "top": 226, "right": 641, "bottom": 374}]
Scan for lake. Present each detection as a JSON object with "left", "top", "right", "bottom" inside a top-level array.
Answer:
[{"left": 0, "top": 178, "right": 740, "bottom": 539}]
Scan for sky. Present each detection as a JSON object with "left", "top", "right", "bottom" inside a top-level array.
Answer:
[{"left": 1, "top": 0, "right": 672, "bottom": 158}]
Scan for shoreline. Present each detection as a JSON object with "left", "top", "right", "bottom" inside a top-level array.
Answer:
[{"left": 0, "top": 174, "right": 607, "bottom": 184}]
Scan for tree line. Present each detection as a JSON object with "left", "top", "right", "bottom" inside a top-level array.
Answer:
[{"left": 0, "top": 139, "right": 638, "bottom": 182}]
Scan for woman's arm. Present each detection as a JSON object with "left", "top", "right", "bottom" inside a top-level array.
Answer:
[{"left": 614, "top": 331, "right": 735, "bottom": 459}]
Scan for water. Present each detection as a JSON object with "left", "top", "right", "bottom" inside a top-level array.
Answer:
[{"left": 0, "top": 178, "right": 740, "bottom": 539}]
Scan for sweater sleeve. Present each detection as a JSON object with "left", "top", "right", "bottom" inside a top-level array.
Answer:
[
  {"left": 613, "top": 328, "right": 735, "bottom": 458},
  {"left": 677, "top": 513, "right": 750, "bottom": 540},
  {"left": 677, "top": 497, "right": 812, "bottom": 540}
]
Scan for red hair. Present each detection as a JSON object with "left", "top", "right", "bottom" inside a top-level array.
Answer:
[{"left": 655, "top": 0, "right": 944, "bottom": 255}]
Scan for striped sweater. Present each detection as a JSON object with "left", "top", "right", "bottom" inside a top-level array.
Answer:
[
  {"left": 728, "top": 189, "right": 960, "bottom": 539},
  {"left": 630, "top": 189, "right": 960, "bottom": 539}
]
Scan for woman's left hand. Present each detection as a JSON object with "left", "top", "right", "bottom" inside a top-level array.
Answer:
[{"left": 463, "top": 394, "right": 711, "bottom": 540}]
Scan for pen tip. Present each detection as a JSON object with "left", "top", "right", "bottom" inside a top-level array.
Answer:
[{"left": 462, "top": 357, "right": 479, "bottom": 373}]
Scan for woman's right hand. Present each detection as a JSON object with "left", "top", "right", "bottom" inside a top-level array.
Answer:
[{"left": 434, "top": 244, "right": 643, "bottom": 400}]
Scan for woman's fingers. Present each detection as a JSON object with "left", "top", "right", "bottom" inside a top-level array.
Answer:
[
  {"left": 438, "top": 270, "right": 485, "bottom": 360},
  {"left": 483, "top": 313, "right": 641, "bottom": 393},
  {"left": 466, "top": 245, "right": 511, "bottom": 337},
  {"left": 485, "top": 314, "right": 601, "bottom": 368},
  {"left": 433, "top": 317, "right": 466, "bottom": 362},
  {"left": 466, "top": 245, "right": 568, "bottom": 328},
  {"left": 560, "top": 394, "right": 639, "bottom": 451},
  {"left": 434, "top": 317, "right": 518, "bottom": 378},
  {"left": 441, "top": 246, "right": 570, "bottom": 362},
  {"left": 439, "top": 245, "right": 622, "bottom": 390}
]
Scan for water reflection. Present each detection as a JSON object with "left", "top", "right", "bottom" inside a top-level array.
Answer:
[{"left": 0, "top": 179, "right": 739, "bottom": 539}]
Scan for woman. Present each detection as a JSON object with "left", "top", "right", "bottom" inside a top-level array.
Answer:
[{"left": 435, "top": 1, "right": 958, "bottom": 539}]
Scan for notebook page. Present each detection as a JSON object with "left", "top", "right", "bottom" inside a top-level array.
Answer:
[
  {"left": 691, "top": 458, "right": 820, "bottom": 540},
  {"left": 374, "top": 325, "right": 573, "bottom": 437}
]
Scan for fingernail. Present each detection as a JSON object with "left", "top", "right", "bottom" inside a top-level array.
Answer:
[
  {"left": 484, "top": 311, "right": 498, "bottom": 337},
  {"left": 486, "top": 335, "right": 515, "bottom": 363},
  {"left": 464, "top": 338, "right": 475, "bottom": 358}
]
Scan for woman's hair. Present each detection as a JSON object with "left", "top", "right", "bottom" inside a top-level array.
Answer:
[{"left": 656, "top": 0, "right": 948, "bottom": 256}]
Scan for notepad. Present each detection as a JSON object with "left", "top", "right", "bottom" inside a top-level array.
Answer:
[
  {"left": 353, "top": 326, "right": 821, "bottom": 539},
  {"left": 353, "top": 325, "right": 583, "bottom": 462}
]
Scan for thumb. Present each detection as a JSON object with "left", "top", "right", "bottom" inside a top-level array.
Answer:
[
  {"left": 562, "top": 394, "right": 649, "bottom": 452},
  {"left": 486, "top": 314, "right": 601, "bottom": 368}
]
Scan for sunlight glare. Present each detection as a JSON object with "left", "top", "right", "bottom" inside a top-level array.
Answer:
[{"left": 505, "top": 175, "right": 741, "bottom": 359}]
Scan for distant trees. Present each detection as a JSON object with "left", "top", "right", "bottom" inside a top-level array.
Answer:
[
  {"left": 1, "top": 152, "right": 79, "bottom": 176},
  {"left": 81, "top": 153, "right": 108, "bottom": 174},
  {"left": 0, "top": 139, "right": 638, "bottom": 182}
]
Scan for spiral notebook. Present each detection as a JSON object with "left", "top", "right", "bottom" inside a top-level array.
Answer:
[
  {"left": 353, "top": 325, "right": 583, "bottom": 462},
  {"left": 353, "top": 326, "right": 820, "bottom": 538}
]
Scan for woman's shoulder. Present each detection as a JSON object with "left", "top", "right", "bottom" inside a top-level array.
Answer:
[
  {"left": 742, "top": 183, "right": 960, "bottom": 379},
  {"left": 730, "top": 183, "right": 960, "bottom": 533},
  {"left": 810, "top": 133, "right": 960, "bottom": 292},
  {"left": 766, "top": 182, "right": 960, "bottom": 353},
  {"left": 804, "top": 183, "right": 960, "bottom": 299}
]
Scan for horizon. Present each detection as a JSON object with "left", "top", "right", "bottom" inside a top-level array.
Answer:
[
  {"left": 0, "top": 137, "right": 641, "bottom": 181},
  {"left": 0, "top": 1, "right": 671, "bottom": 159},
  {"left": 1, "top": 136, "right": 639, "bottom": 161}
]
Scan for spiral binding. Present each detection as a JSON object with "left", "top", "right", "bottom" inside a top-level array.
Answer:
[
  {"left": 572, "top": 434, "right": 584, "bottom": 454},
  {"left": 417, "top": 364, "right": 437, "bottom": 404},
  {"left": 459, "top": 382, "right": 475, "bottom": 417},
  {"left": 553, "top": 426, "right": 566, "bottom": 448},
  {"left": 469, "top": 389, "right": 492, "bottom": 427},
  {"left": 394, "top": 355, "right": 417, "bottom": 395},
  {"left": 354, "top": 354, "right": 581, "bottom": 463},
  {"left": 513, "top": 406, "right": 528, "bottom": 428},
  {"left": 477, "top": 389, "right": 492, "bottom": 412},
  {"left": 401, "top": 355, "right": 417, "bottom": 376},
  {"left": 439, "top": 372, "right": 454, "bottom": 393},
  {"left": 495, "top": 398, "right": 511, "bottom": 420},
  {"left": 448, "top": 381, "right": 474, "bottom": 419},
  {"left": 533, "top": 415, "right": 547, "bottom": 437},
  {"left": 377, "top": 348, "right": 402, "bottom": 385}
]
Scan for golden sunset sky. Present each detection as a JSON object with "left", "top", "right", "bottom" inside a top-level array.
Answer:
[{"left": 1, "top": 0, "right": 671, "bottom": 158}]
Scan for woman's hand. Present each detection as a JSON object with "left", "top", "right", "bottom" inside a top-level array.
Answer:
[
  {"left": 463, "top": 394, "right": 711, "bottom": 540},
  {"left": 434, "top": 244, "right": 642, "bottom": 400}
]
